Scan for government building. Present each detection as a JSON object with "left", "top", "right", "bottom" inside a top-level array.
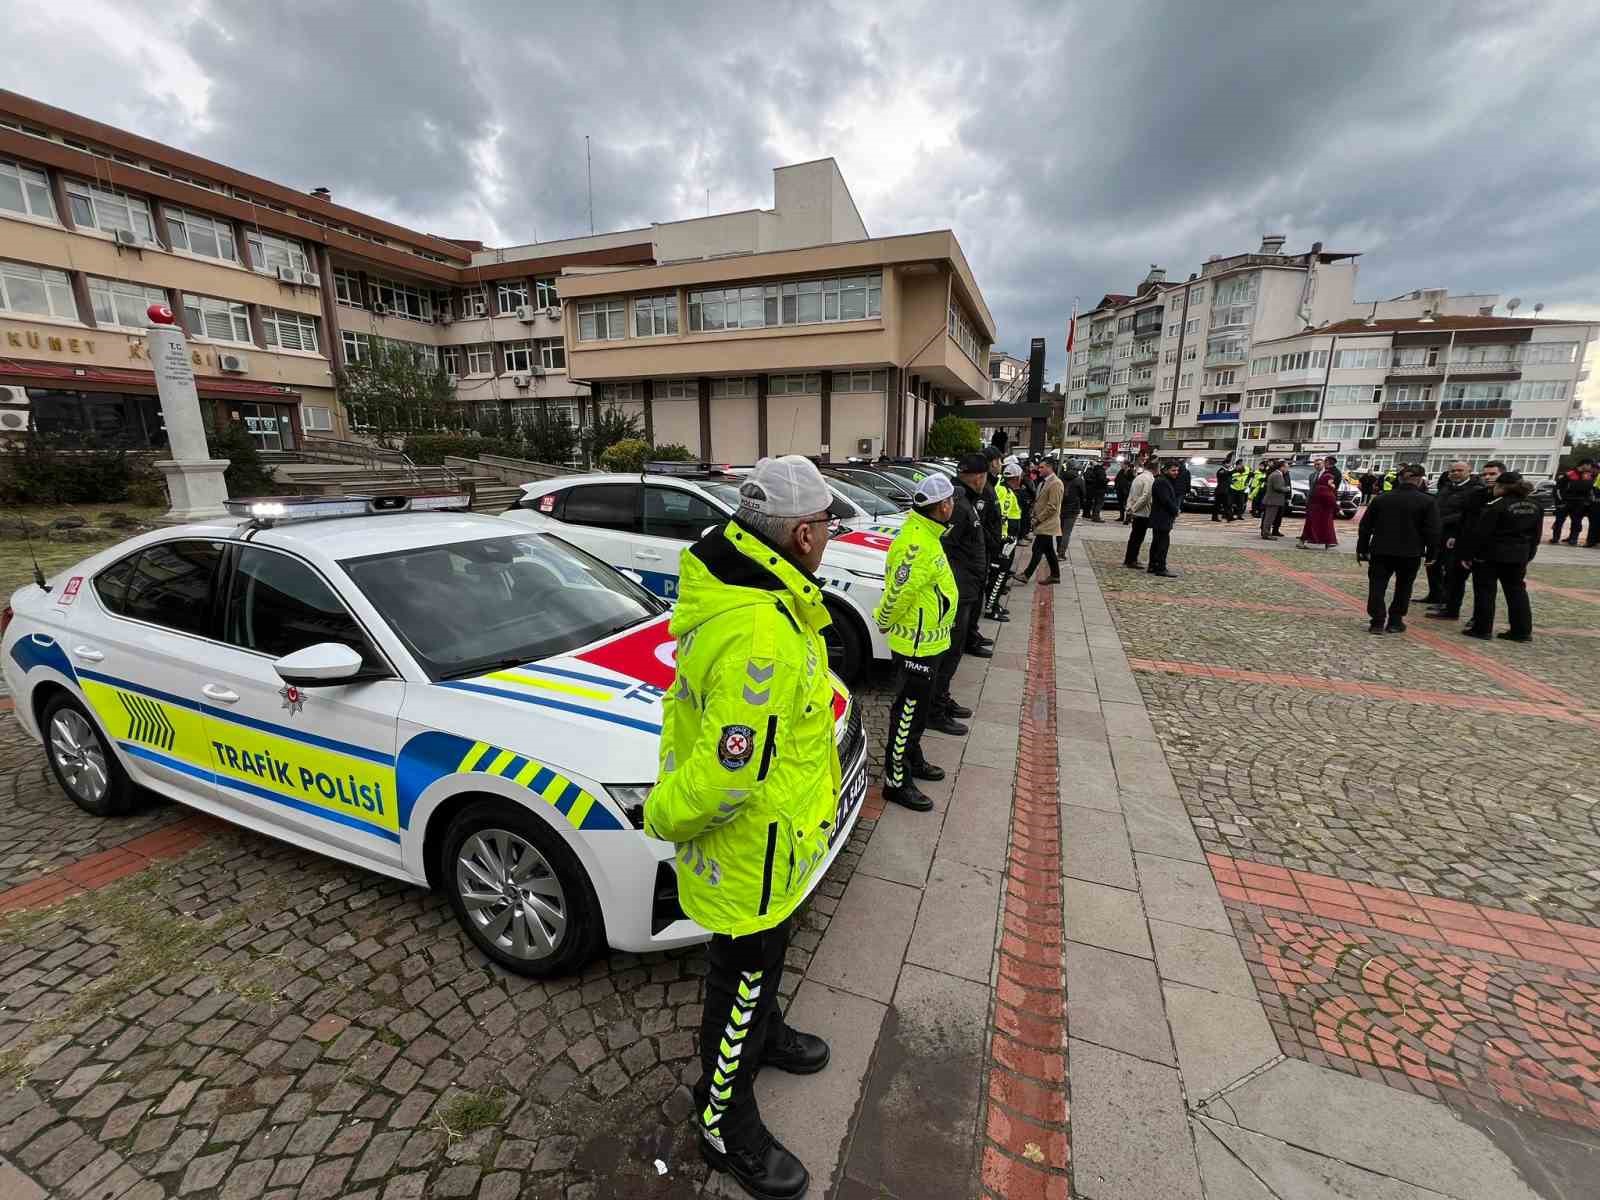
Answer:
[{"left": 0, "top": 89, "right": 995, "bottom": 460}]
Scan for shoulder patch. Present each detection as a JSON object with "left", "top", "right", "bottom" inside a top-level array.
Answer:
[
  {"left": 894, "top": 561, "right": 911, "bottom": 586},
  {"left": 717, "top": 725, "right": 756, "bottom": 771}
]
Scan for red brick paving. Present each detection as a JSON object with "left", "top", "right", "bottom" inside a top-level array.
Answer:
[
  {"left": 981, "top": 581, "right": 1071, "bottom": 1200},
  {"left": 0, "top": 814, "right": 215, "bottom": 915}
]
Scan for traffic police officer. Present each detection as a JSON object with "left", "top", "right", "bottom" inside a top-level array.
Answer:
[
  {"left": 874, "top": 473, "right": 959, "bottom": 812},
  {"left": 986, "top": 463, "right": 1023, "bottom": 619},
  {"left": 1228, "top": 460, "right": 1250, "bottom": 519},
  {"left": 1248, "top": 463, "right": 1267, "bottom": 517},
  {"left": 930, "top": 453, "right": 993, "bottom": 735},
  {"left": 645, "top": 455, "right": 837, "bottom": 1200}
]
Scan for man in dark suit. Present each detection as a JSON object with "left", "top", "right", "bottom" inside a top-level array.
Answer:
[
  {"left": 1356, "top": 464, "right": 1441, "bottom": 634},
  {"left": 1148, "top": 461, "right": 1184, "bottom": 577}
]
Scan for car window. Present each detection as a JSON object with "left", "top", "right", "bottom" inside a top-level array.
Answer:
[
  {"left": 119, "top": 540, "right": 223, "bottom": 637},
  {"left": 826, "top": 475, "right": 899, "bottom": 516},
  {"left": 561, "top": 483, "right": 639, "bottom": 532},
  {"left": 643, "top": 486, "right": 723, "bottom": 540},
  {"left": 93, "top": 554, "right": 140, "bottom": 615},
  {"left": 225, "top": 546, "right": 382, "bottom": 669},
  {"left": 521, "top": 488, "right": 565, "bottom": 517}
]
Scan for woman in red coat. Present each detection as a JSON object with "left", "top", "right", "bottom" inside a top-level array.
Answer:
[{"left": 1298, "top": 456, "right": 1341, "bottom": 548}]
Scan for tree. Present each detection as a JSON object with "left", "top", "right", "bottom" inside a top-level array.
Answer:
[
  {"left": 651, "top": 442, "right": 695, "bottom": 463},
  {"left": 924, "top": 415, "right": 982, "bottom": 457},
  {"left": 525, "top": 407, "right": 580, "bottom": 465},
  {"left": 336, "top": 340, "right": 455, "bottom": 444},
  {"left": 599, "top": 438, "right": 651, "bottom": 473},
  {"left": 582, "top": 402, "right": 643, "bottom": 467},
  {"left": 205, "top": 420, "right": 275, "bottom": 497}
]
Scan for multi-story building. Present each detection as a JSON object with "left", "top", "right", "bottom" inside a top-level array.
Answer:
[
  {"left": 1245, "top": 313, "right": 1592, "bottom": 476},
  {"left": 0, "top": 89, "right": 993, "bottom": 459},
  {"left": 988, "top": 350, "right": 1027, "bottom": 401}
]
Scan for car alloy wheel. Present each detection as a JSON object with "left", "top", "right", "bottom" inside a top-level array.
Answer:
[
  {"left": 455, "top": 828, "right": 569, "bottom": 961},
  {"left": 49, "top": 707, "right": 110, "bottom": 806}
]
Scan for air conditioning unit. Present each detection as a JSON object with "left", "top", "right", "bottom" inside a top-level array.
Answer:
[
  {"left": 530, "top": 365, "right": 547, "bottom": 377},
  {"left": 219, "top": 353, "right": 249, "bottom": 374},
  {"left": 473, "top": 302, "right": 487, "bottom": 317},
  {"left": 0, "top": 385, "right": 26, "bottom": 406},
  {"left": 0, "top": 410, "right": 28, "bottom": 432},
  {"left": 515, "top": 305, "right": 536, "bottom": 323},
  {"left": 299, "top": 270, "right": 320, "bottom": 287},
  {"left": 113, "top": 229, "right": 141, "bottom": 248},
  {"left": 857, "top": 438, "right": 874, "bottom": 455},
  {"left": 276, "top": 266, "right": 300, "bottom": 284},
  {"left": 544, "top": 306, "right": 559, "bottom": 319},
  {"left": 371, "top": 302, "right": 389, "bottom": 316},
  {"left": 512, "top": 373, "right": 531, "bottom": 388}
]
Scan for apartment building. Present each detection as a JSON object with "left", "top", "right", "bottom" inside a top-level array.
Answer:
[
  {"left": 988, "top": 350, "right": 1027, "bottom": 401},
  {"left": 1244, "top": 313, "right": 1592, "bottom": 475},
  {"left": 0, "top": 89, "right": 976, "bottom": 459}
]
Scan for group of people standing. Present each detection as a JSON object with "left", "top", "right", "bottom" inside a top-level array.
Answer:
[{"left": 1551, "top": 458, "right": 1599, "bottom": 547}]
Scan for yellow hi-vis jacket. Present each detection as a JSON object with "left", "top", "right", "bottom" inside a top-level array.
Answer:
[
  {"left": 644, "top": 520, "right": 841, "bottom": 937},
  {"left": 997, "top": 484, "right": 1021, "bottom": 538},
  {"left": 874, "top": 509, "right": 959, "bottom": 659},
  {"left": 1248, "top": 469, "right": 1266, "bottom": 499}
]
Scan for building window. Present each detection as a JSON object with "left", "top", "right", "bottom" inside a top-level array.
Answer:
[
  {"left": 535, "top": 277, "right": 559, "bottom": 308},
  {"left": 87, "top": 277, "right": 165, "bottom": 328},
  {"left": 456, "top": 287, "right": 488, "bottom": 320},
  {"left": 1333, "top": 347, "right": 1390, "bottom": 369},
  {"left": 165, "top": 208, "right": 238, "bottom": 263},
  {"left": 1521, "top": 342, "right": 1578, "bottom": 366},
  {"left": 262, "top": 308, "right": 319, "bottom": 353},
  {"left": 1273, "top": 389, "right": 1320, "bottom": 414},
  {"left": 497, "top": 280, "right": 529, "bottom": 315},
  {"left": 463, "top": 344, "right": 492, "bottom": 374},
  {"left": 1116, "top": 342, "right": 1132, "bottom": 360},
  {"left": 1166, "top": 322, "right": 1182, "bottom": 338},
  {"left": 368, "top": 275, "right": 432, "bottom": 321},
  {"left": 1250, "top": 356, "right": 1274, "bottom": 376},
  {"left": 0, "top": 158, "right": 57, "bottom": 221},
  {"left": 182, "top": 294, "right": 251, "bottom": 344},
  {"left": 1519, "top": 380, "right": 1568, "bottom": 401},
  {"left": 332, "top": 268, "right": 364, "bottom": 308},
  {"left": 634, "top": 293, "right": 678, "bottom": 337},
  {"left": 1108, "top": 393, "right": 1129, "bottom": 411},
  {"left": 1503, "top": 418, "right": 1558, "bottom": 439},
  {"left": 1179, "top": 372, "right": 1194, "bottom": 388},
  {"left": 1184, "top": 319, "right": 1199, "bottom": 335},
  {"left": 0, "top": 260, "right": 79, "bottom": 320},
  {"left": 1246, "top": 390, "right": 1272, "bottom": 410},
  {"left": 341, "top": 330, "right": 370, "bottom": 363},
  {"left": 1319, "top": 420, "right": 1377, "bottom": 440},
  {"left": 595, "top": 382, "right": 641, "bottom": 403},
  {"left": 1182, "top": 345, "right": 1197, "bottom": 362},
  {"left": 303, "top": 405, "right": 333, "bottom": 432},
  {"left": 1323, "top": 384, "right": 1383, "bottom": 405},
  {"left": 836, "top": 370, "right": 888, "bottom": 392},
  {"left": 247, "top": 229, "right": 311, "bottom": 276},
  {"left": 1176, "top": 397, "right": 1191, "bottom": 415},
  {"left": 1116, "top": 315, "right": 1134, "bottom": 334},
  {"left": 503, "top": 341, "right": 534, "bottom": 373},
  {"left": 1434, "top": 418, "right": 1503, "bottom": 441},
  {"left": 708, "top": 377, "right": 752, "bottom": 399},
  {"left": 948, "top": 300, "right": 981, "bottom": 363},
  {"left": 1384, "top": 385, "right": 1433, "bottom": 408},
  {"left": 577, "top": 298, "right": 627, "bottom": 340},
  {"left": 1209, "top": 304, "right": 1254, "bottom": 330},
  {"left": 1442, "top": 382, "right": 1514, "bottom": 409},
  {"left": 769, "top": 373, "right": 822, "bottom": 395},
  {"left": 536, "top": 338, "right": 565, "bottom": 370},
  {"left": 1131, "top": 367, "right": 1153, "bottom": 384},
  {"left": 64, "top": 180, "right": 156, "bottom": 241},
  {"left": 655, "top": 378, "right": 696, "bottom": 400},
  {"left": 441, "top": 346, "right": 461, "bottom": 376},
  {"left": 1163, "top": 349, "right": 1177, "bottom": 364},
  {"left": 1241, "top": 422, "right": 1267, "bottom": 439},
  {"left": 1187, "top": 285, "right": 1206, "bottom": 306},
  {"left": 1378, "top": 421, "right": 1426, "bottom": 439}
]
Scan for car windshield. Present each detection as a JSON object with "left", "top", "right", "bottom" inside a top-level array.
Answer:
[
  {"left": 826, "top": 475, "right": 899, "bottom": 516},
  {"left": 342, "top": 532, "right": 661, "bottom": 681},
  {"left": 699, "top": 482, "right": 742, "bottom": 510},
  {"left": 837, "top": 470, "right": 913, "bottom": 501}
]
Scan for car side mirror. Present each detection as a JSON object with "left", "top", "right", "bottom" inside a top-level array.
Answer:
[{"left": 273, "top": 642, "right": 365, "bottom": 687}]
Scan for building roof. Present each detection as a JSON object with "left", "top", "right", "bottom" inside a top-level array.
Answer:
[{"left": 1257, "top": 314, "right": 1595, "bottom": 344}]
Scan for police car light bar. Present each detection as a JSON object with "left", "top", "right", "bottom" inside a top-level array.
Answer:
[
  {"left": 225, "top": 494, "right": 472, "bottom": 526},
  {"left": 645, "top": 461, "right": 735, "bottom": 476}
]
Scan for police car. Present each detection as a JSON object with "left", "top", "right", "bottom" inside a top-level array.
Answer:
[
  {"left": 502, "top": 468, "right": 897, "bottom": 682},
  {"left": 1, "top": 495, "right": 869, "bottom": 978}
]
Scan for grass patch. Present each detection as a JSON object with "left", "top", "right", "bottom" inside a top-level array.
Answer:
[
  {"left": 373, "top": 1028, "right": 406, "bottom": 1049},
  {"left": 432, "top": 1087, "right": 505, "bottom": 1140},
  {"left": 0, "top": 503, "right": 164, "bottom": 598}
]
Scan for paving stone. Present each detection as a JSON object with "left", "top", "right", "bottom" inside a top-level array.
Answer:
[
  {"left": 1162, "top": 982, "right": 1280, "bottom": 1100},
  {"left": 1061, "top": 804, "right": 1136, "bottom": 889},
  {"left": 1135, "top": 852, "right": 1230, "bottom": 933},
  {"left": 904, "top": 858, "right": 1002, "bottom": 984},
  {"left": 1148, "top": 920, "right": 1256, "bottom": 999},
  {"left": 1064, "top": 877, "right": 1153, "bottom": 958},
  {"left": 177, "top": 1147, "right": 237, "bottom": 1195},
  {"left": 1069, "top": 1039, "right": 1202, "bottom": 1200},
  {"left": 1063, "top": 942, "right": 1174, "bottom": 1065}
]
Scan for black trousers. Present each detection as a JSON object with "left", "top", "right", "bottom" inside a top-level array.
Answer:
[
  {"left": 1125, "top": 517, "right": 1150, "bottom": 565},
  {"left": 1085, "top": 488, "right": 1105, "bottom": 519},
  {"left": 986, "top": 543, "right": 1016, "bottom": 613},
  {"left": 1115, "top": 492, "right": 1128, "bottom": 520},
  {"left": 884, "top": 653, "right": 938, "bottom": 786},
  {"left": 1057, "top": 514, "right": 1078, "bottom": 557},
  {"left": 696, "top": 917, "right": 792, "bottom": 1152},
  {"left": 1366, "top": 554, "right": 1421, "bottom": 624},
  {"left": 1148, "top": 527, "right": 1172, "bottom": 573},
  {"left": 1471, "top": 560, "right": 1533, "bottom": 637},
  {"left": 1021, "top": 533, "right": 1059, "bottom": 580},
  {"left": 1554, "top": 505, "right": 1590, "bottom": 544},
  {"left": 1424, "top": 542, "right": 1469, "bottom": 613},
  {"left": 936, "top": 591, "right": 980, "bottom": 700}
]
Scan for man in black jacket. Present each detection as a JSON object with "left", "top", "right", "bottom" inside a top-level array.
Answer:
[
  {"left": 1148, "top": 462, "right": 1183, "bottom": 577},
  {"left": 1552, "top": 459, "right": 1596, "bottom": 545},
  {"left": 979, "top": 448, "right": 1006, "bottom": 631},
  {"left": 931, "top": 454, "right": 993, "bottom": 735},
  {"left": 1426, "top": 460, "right": 1501, "bottom": 621},
  {"left": 1461, "top": 472, "right": 1541, "bottom": 641},
  {"left": 1114, "top": 462, "right": 1135, "bottom": 523},
  {"left": 1356, "top": 464, "right": 1441, "bottom": 634},
  {"left": 1420, "top": 461, "right": 1484, "bottom": 611},
  {"left": 1058, "top": 463, "right": 1087, "bottom": 557},
  {"left": 1213, "top": 462, "right": 1235, "bottom": 522},
  {"left": 1082, "top": 459, "right": 1108, "bottom": 522}
]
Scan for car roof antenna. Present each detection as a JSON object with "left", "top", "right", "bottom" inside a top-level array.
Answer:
[{"left": 16, "top": 518, "right": 50, "bottom": 593}]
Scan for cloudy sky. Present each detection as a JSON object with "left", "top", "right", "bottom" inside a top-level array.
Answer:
[{"left": 7, "top": 0, "right": 1600, "bottom": 394}]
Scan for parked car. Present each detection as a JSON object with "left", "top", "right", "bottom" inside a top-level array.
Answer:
[
  {"left": 1285, "top": 465, "right": 1361, "bottom": 519},
  {"left": 825, "top": 465, "right": 917, "bottom": 510},
  {"left": 0, "top": 494, "right": 870, "bottom": 978}
]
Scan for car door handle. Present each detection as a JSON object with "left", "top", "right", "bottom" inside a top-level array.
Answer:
[
  {"left": 636, "top": 550, "right": 663, "bottom": 561},
  {"left": 202, "top": 684, "right": 240, "bottom": 704},
  {"left": 71, "top": 646, "right": 105, "bottom": 663}
]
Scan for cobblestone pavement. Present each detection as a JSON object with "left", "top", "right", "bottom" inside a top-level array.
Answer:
[
  {"left": 1084, "top": 534, "right": 1600, "bottom": 1158},
  {"left": 0, "top": 666, "right": 902, "bottom": 1199}
]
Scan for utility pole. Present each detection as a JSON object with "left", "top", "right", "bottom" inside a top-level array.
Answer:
[{"left": 585, "top": 136, "right": 594, "bottom": 235}]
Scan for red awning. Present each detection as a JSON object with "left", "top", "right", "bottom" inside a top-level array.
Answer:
[{"left": 0, "top": 357, "right": 302, "bottom": 401}]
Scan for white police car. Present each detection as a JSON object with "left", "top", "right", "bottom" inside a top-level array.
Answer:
[
  {"left": 1, "top": 495, "right": 868, "bottom": 978},
  {"left": 502, "top": 468, "right": 898, "bottom": 682}
]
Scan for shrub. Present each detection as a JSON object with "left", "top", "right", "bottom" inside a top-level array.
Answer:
[
  {"left": 126, "top": 472, "right": 169, "bottom": 508},
  {"left": 403, "top": 434, "right": 523, "bottom": 465},
  {"left": 0, "top": 434, "right": 134, "bottom": 504},
  {"left": 651, "top": 442, "right": 695, "bottom": 463},
  {"left": 206, "top": 421, "right": 276, "bottom": 497},
  {"left": 583, "top": 404, "right": 643, "bottom": 466},
  {"left": 599, "top": 438, "right": 651, "bottom": 473},
  {"left": 924, "top": 416, "right": 982, "bottom": 458},
  {"left": 524, "top": 409, "right": 580, "bottom": 465}
]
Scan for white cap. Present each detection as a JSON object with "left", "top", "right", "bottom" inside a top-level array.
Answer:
[
  {"left": 1003, "top": 462, "right": 1023, "bottom": 478},
  {"left": 1003, "top": 454, "right": 1020, "bottom": 469},
  {"left": 912, "top": 473, "right": 955, "bottom": 506},
  {"left": 737, "top": 455, "right": 833, "bottom": 518}
]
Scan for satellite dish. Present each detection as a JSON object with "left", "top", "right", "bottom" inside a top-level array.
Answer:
[{"left": 1506, "top": 297, "right": 1522, "bottom": 314}]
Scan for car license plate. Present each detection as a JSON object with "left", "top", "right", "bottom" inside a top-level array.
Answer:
[{"left": 832, "top": 756, "right": 868, "bottom": 847}]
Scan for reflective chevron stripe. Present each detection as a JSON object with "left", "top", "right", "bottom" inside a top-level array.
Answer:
[
  {"left": 117, "top": 690, "right": 174, "bottom": 751},
  {"left": 702, "top": 968, "right": 764, "bottom": 1141},
  {"left": 886, "top": 697, "right": 917, "bottom": 786}
]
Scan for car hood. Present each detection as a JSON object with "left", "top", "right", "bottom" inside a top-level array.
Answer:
[{"left": 427, "top": 614, "right": 853, "bottom": 784}]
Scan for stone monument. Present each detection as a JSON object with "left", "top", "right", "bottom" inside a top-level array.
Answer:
[{"left": 146, "top": 303, "right": 230, "bottom": 522}]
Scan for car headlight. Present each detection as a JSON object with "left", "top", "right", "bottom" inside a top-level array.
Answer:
[
  {"left": 606, "top": 784, "right": 653, "bottom": 830},
  {"left": 846, "top": 568, "right": 885, "bottom": 582}
]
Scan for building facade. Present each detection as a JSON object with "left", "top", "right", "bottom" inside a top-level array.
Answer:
[
  {"left": 0, "top": 89, "right": 987, "bottom": 459},
  {"left": 988, "top": 350, "right": 1027, "bottom": 401}
]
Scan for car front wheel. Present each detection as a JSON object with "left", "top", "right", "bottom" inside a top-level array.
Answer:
[
  {"left": 41, "top": 693, "right": 134, "bottom": 818},
  {"left": 441, "top": 799, "right": 605, "bottom": 978}
]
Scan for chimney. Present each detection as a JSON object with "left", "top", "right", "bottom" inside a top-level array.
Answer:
[
  {"left": 1258, "top": 234, "right": 1286, "bottom": 255},
  {"left": 310, "top": 187, "right": 332, "bottom": 202}
]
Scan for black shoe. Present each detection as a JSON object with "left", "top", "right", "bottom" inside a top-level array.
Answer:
[
  {"left": 1122, "top": 561, "right": 1142, "bottom": 569},
  {"left": 1387, "top": 619, "right": 1407, "bottom": 633},
  {"left": 943, "top": 698, "right": 974, "bottom": 719},
  {"left": 927, "top": 713, "right": 969, "bottom": 736},
  {"left": 1368, "top": 621, "right": 1386, "bottom": 635},
  {"left": 965, "top": 643, "right": 994, "bottom": 659},
  {"left": 986, "top": 610, "right": 1010, "bottom": 622},
  {"left": 1011, "top": 572, "right": 1030, "bottom": 584},
  {"left": 1461, "top": 627, "right": 1491, "bottom": 640},
  {"left": 1496, "top": 631, "right": 1532, "bottom": 643},
  {"left": 1149, "top": 569, "right": 1179, "bottom": 578},
  {"left": 764, "top": 1025, "right": 830, "bottom": 1075},
  {"left": 1416, "top": 595, "right": 1442, "bottom": 606},
  {"left": 1270, "top": 532, "right": 1285, "bottom": 538},
  {"left": 1423, "top": 610, "right": 1458, "bottom": 620},
  {"left": 700, "top": 1130, "right": 809, "bottom": 1200},
  {"left": 1041, "top": 575, "right": 1061, "bottom": 585},
  {"left": 910, "top": 754, "right": 945, "bottom": 782},
  {"left": 883, "top": 782, "right": 934, "bottom": 812}
]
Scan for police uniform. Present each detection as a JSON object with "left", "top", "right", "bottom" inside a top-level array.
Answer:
[
  {"left": 1462, "top": 478, "right": 1542, "bottom": 641},
  {"left": 1228, "top": 463, "right": 1249, "bottom": 519},
  {"left": 645, "top": 460, "right": 838, "bottom": 1198},
  {"left": 986, "top": 477, "right": 1022, "bottom": 618},
  {"left": 1247, "top": 467, "right": 1266, "bottom": 516},
  {"left": 874, "top": 488, "right": 959, "bottom": 811},
  {"left": 1213, "top": 464, "right": 1235, "bottom": 522}
]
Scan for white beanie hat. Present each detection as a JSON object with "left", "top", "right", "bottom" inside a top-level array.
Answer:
[{"left": 738, "top": 455, "right": 833, "bottom": 518}]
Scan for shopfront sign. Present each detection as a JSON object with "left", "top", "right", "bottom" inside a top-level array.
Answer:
[
  {"left": 1300, "top": 441, "right": 1339, "bottom": 452},
  {"left": 1181, "top": 440, "right": 1210, "bottom": 449},
  {"left": 2, "top": 323, "right": 234, "bottom": 370},
  {"left": 1266, "top": 442, "right": 1296, "bottom": 452}
]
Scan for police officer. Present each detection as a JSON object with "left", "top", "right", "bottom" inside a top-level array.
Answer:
[
  {"left": 1248, "top": 462, "right": 1267, "bottom": 517},
  {"left": 1228, "top": 459, "right": 1250, "bottom": 520},
  {"left": 986, "top": 462, "right": 1024, "bottom": 619},
  {"left": 979, "top": 447, "right": 1007, "bottom": 627},
  {"left": 875, "top": 474, "right": 960, "bottom": 812},
  {"left": 1082, "top": 457, "right": 1108, "bottom": 521},
  {"left": 930, "top": 453, "right": 994, "bottom": 735},
  {"left": 1356, "top": 464, "right": 1440, "bottom": 634},
  {"left": 1461, "top": 471, "right": 1542, "bottom": 641},
  {"left": 644, "top": 455, "right": 837, "bottom": 1200},
  {"left": 1213, "top": 461, "right": 1235, "bottom": 523}
]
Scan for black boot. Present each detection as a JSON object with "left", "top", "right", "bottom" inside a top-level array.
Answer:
[
  {"left": 764, "top": 1025, "right": 830, "bottom": 1075},
  {"left": 700, "top": 1129, "right": 809, "bottom": 1200},
  {"left": 883, "top": 780, "right": 934, "bottom": 811},
  {"left": 942, "top": 698, "right": 974, "bottom": 719},
  {"left": 910, "top": 752, "right": 945, "bottom": 782},
  {"left": 926, "top": 705, "right": 969, "bottom": 736}
]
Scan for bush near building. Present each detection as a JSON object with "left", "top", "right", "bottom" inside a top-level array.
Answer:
[
  {"left": 0, "top": 435, "right": 138, "bottom": 505},
  {"left": 925, "top": 416, "right": 982, "bottom": 458},
  {"left": 599, "top": 438, "right": 652, "bottom": 473}
]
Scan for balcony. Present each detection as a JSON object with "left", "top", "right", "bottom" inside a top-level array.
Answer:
[
  {"left": 1271, "top": 402, "right": 1321, "bottom": 417},
  {"left": 1275, "top": 368, "right": 1325, "bottom": 387},
  {"left": 1438, "top": 402, "right": 1512, "bottom": 418},
  {"left": 1197, "top": 409, "right": 1241, "bottom": 423},
  {"left": 1089, "top": 332, "right": 1115, "bottom": 348},
  {"left": 1086, "top": 377, "right": 1109, "bottom": 396},
  {"left": 1088, "top": 350, "right": 1110, "bottom": 367},
  {"left": 1205, "top": 348, "right": 1247, "bottom": 368},
  {"left": 1388, "top": 357, "right": 1522, "bottom": 378},
  {"left": 1379, "top": 401, "right": 1437, "bottom": 417},
  {"left": 1131, "top": 342, "right": 1159, "bottom": 366},
  {"left": 1200, "top": 379, "right": 1242, "bottom": 396},
  {"left": 1377, "top": 436, "right": 1430, "bottom": 450},
  {"left": 1128, "top": 376, "right": 1156, "bottom": 392}
]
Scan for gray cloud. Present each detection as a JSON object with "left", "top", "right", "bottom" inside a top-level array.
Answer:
[{"left": 7, "top": 0, "right": 1599, "bottom": 381}]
